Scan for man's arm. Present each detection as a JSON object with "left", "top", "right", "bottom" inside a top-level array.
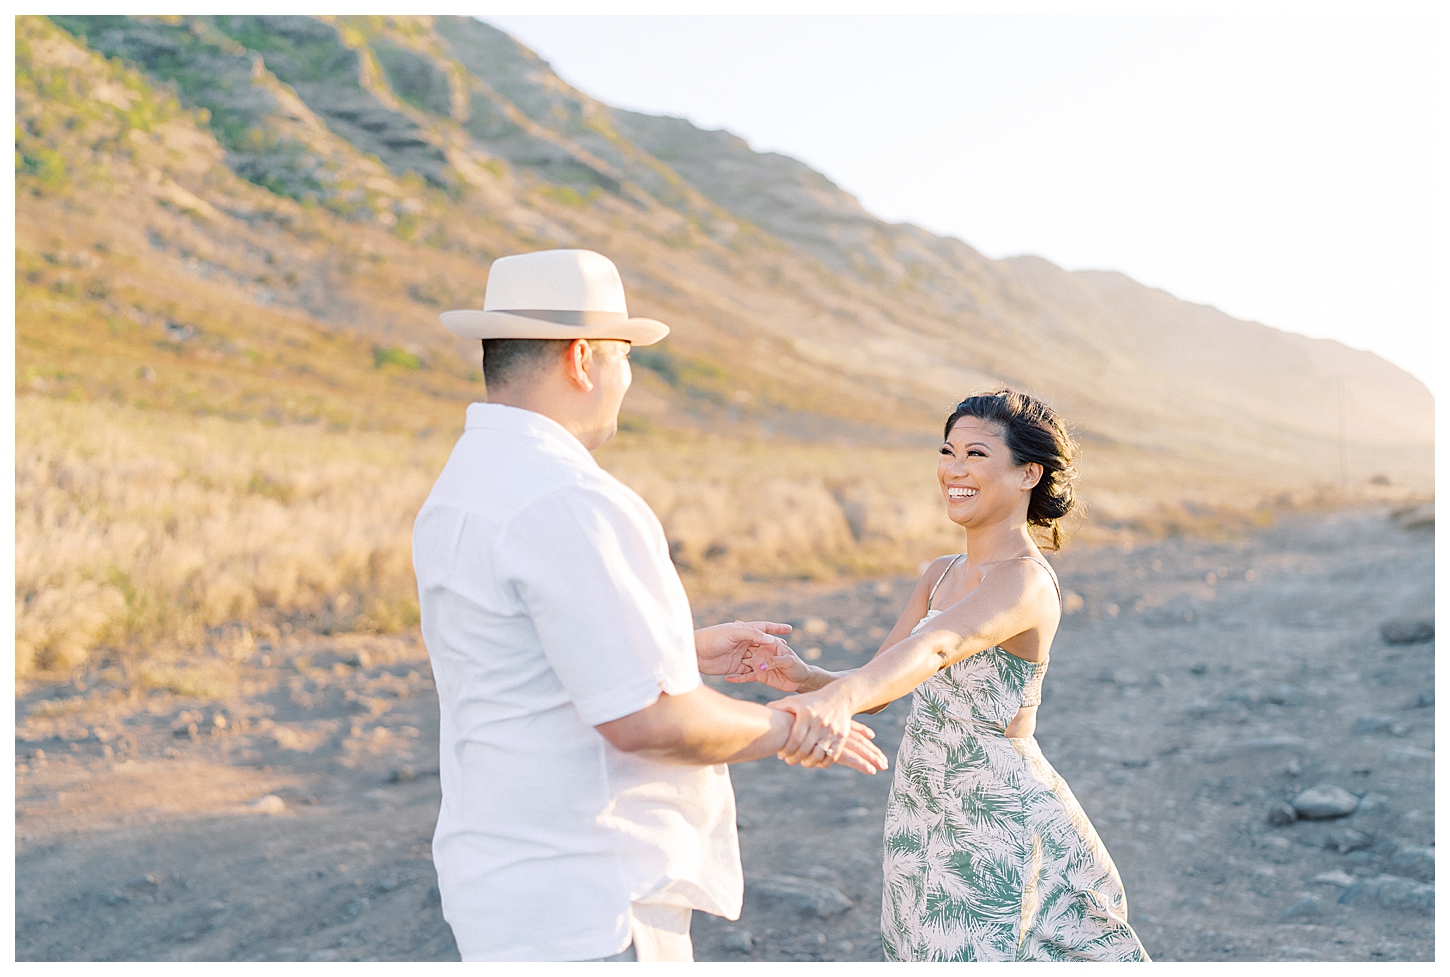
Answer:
[{"left": 596, "top": 686, "right": 888, "bottom": 773}]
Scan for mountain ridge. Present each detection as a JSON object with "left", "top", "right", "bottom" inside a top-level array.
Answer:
[{"left": 21, "top": 14, "right": 1433, "bottom": 486}]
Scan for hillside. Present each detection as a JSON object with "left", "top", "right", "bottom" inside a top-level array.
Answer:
[{"left": 14, "top": 14, "right": 1432, "bottom": 676}]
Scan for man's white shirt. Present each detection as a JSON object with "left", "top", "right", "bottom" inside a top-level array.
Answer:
[{"left": 412, "top": 403, "right": 740, "bottom": 962}]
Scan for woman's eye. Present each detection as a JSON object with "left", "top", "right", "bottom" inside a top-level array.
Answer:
[
  {"left": 967, "top": 450, "right": 985, "bottom": 457},
  {"left": 939, "top": 446, "right": 952, "bottom": 455}
]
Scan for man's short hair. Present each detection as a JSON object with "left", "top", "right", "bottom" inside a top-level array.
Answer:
[{"left": 481, "top": 338, "right": 604, "bottom": 388}]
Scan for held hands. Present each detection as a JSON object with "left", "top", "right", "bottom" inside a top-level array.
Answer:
[
  {"left": 724, "top": 642, "right": 812, "bottom": 693},
  {"left": 694, "top": 621, "right": 794, "bottom": 678},
  {"left": 696, "top": 620, "right": 887, "bottom": 773},
  {"left": 768, "top": 685, "right": 867, "bottom": 769}
]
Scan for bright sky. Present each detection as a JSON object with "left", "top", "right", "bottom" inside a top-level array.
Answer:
[{"left": 484, "top": 14, "right": 1445, "bottom": 394}]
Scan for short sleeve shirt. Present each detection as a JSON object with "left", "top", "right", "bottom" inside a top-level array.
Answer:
[{"left": 412, "top": 404, "right": 740, "bottom": 962}]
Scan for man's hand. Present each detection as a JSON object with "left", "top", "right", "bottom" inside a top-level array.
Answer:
[{"left": 694, "top": 621, "right": 793, "bottom": 676}]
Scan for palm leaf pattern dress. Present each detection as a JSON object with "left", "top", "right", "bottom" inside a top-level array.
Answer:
[{"left": 880, "top": 555, "right": 1150, "bottom": 962}]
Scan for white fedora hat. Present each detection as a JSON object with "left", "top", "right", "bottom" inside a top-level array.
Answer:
[{"left": 439, "top": 249, "right": 668, "bottom": 346}]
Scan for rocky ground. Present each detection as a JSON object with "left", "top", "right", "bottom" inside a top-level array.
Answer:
[{"left": 14, "top": 504, "right": 1434, "bottom": 962}]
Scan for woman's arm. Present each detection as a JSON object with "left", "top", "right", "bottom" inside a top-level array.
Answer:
[
  {"left": 769, "top": 559, "right": 1060, "bottom": 765},
  {"left": 722, "top": 560, "right": 946, "bottom": 695},
  {"left": 848, "top": 557, "right": 950, "bottom": 711}
]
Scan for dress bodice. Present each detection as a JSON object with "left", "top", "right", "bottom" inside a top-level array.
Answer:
[{"left": 907, "top": 610, "right": 1047, "bottom": 735}]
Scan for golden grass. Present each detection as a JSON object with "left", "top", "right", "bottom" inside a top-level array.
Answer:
[
  {"left": 14, "top": 393, "right": 967, "bottom": 679},
  {"left": 15, "top": 397, "right": 441, "bottom": 677}
]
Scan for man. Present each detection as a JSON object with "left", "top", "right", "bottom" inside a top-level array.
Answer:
[{"left": 412, "top": 249, "right": 887, "bottom": 962}]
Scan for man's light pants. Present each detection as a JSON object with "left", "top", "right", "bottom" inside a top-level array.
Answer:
[{"left": 594, "top": 903, "right": 694, "bottom": 962}]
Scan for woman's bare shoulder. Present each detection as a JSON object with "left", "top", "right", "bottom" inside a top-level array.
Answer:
[{"left": 914, "top": 554, "right": 962, "bottom": 589}]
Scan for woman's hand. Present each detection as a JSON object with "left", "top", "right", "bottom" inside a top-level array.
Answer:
[
  {"left": 767, "top": 684, "right": 863, "bottom": 768},
  {"left": 724, "top": 644, "right": 812, "bottom": 692},
  {"left": 694, "top": 621, "right": 792, "bottom": 676},
  {"left": 829, "top": 720, "right": 889, "bottom": 774}
]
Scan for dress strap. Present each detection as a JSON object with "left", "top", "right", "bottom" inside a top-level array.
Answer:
[
  {"left": 1008, "top": 555, "right": 1062, "bottom": 607},
  {"left": 926, "top": 554, "right": 965, "bottom": 610}
]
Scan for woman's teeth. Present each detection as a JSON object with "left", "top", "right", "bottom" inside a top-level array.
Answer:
[{"left": 947, "top": 487, "right": 977, "bottom": 500}]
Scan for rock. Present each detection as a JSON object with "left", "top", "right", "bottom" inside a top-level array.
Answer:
[
  {"left": 1411, "top": 689, "right": 1433, "bottom": 708},
  {"left": 802, "top": 618, "right": 828, "bottom": 636},
  {"left": 1385, "top": 745, "right": 1434, "bottom": 763},
  {"left": 1338, "top": 874, "right": 1434, "bottom": 915},
  {"left": 1099, "top": 669, "right": 1138, "bottom": 685},
  {"left": 722, "top": 930, "right": 754, "bottom": 952},
  {"left": 1325, "top": 829, "right": 1373, "bottom": 853},
  {"left": 1380, "top": 618, "right": 1433, "bottom": 645},
  {"left": 1266, "top": 803, "right": 1298, "bottom": 826},
  {"left": 1312, "top": 870, "right": 1357, "bottom": 887},
  {"left": 349, "top": 650, "right": 372, "bottom": 668},
  {"left": 1184, "top": 699, "right": 1249, "bottom": 720},
  {"left": 1292, "top": 784, "right": 1359, "bottom": 820},
  {"left": 746, "top": 875, "right": 853, "bottom": 916},
  {"left": 1265, "top": 684, "right": 1303, "bottom": 705},
  {"left": 1281, "top": 893, "right": 1320, "bottom": 918},
  {"left": 423, "top": 884, "right": 441, "bottom": 907},
  {"left": 103, "top": 890, "right": 130, "bottom": 905},
  {"left": 390, "top": 765, "right": 416, "bottom": 784},
  {"left": 253, "top": 794, "right": 287, "bottom": 815},
  {"left": 835, "top": 806, "right": 870, "bottom": 824},
  {"left": 1352, "top": 715, "right": 1408, "bottom": 736},
  {"left": 1387, "top": 846, "right": 1434, "bottom": 883},
  {"left": 1190, "top": 662, "right": 1209, "bottom": 675},
  {"left": 1355, "top": 792, "right": 1391, "bottom": 814}
]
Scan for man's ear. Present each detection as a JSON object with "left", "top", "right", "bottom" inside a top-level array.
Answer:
[{"left": 563, "top": 338, "right": 595, "bottom": 393}]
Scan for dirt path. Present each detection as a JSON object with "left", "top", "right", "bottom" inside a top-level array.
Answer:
[{"left": 14, "top": 506, "right": 1434, "bottom": 961}]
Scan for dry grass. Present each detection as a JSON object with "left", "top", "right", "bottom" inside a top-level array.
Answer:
[
  {"left": 15, "top": 397, "right": 440, "bottom": 677},
  {"left": 14, "top": 394, "right": 965, "bottom": 679},
  {"left": 26, "top": 388, "right": 1377, "bottom": 683}
]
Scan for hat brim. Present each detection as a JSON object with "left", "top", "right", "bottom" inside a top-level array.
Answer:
[{"left": 439, "top": 310, "right": 669, "bottom": 346}]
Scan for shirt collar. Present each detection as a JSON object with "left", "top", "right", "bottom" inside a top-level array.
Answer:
[{"left": 464, "top": 402, "right": 599, "bottom": 469}]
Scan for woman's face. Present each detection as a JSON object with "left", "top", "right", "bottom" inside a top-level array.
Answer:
[{"left": 937, "top": 416, "right": 1042, "bottom": 529}]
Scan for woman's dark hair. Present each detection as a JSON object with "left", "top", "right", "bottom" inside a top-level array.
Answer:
[{"left": 944, "top": 388, "right": 1079, "bottom": 550}]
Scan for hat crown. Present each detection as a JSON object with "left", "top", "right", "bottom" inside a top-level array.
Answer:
[{"left": 483, "top": 249, "right": 628, "bottom": 314}]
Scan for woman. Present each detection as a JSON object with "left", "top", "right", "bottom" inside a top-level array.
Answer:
[{"left": 728, "top": 388, "right": 1149, "bottom": 962}]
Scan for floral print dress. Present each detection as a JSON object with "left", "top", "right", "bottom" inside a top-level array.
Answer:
[{"left": 880, "top": 556, "right": 1149, "bottom": 962}]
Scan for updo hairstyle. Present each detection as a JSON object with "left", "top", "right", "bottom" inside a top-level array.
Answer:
[{"left": 943, "top": 388, "right": 1079, "bottom": 550}]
